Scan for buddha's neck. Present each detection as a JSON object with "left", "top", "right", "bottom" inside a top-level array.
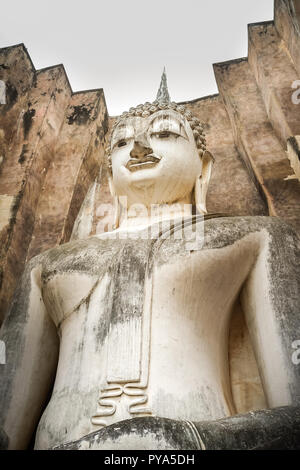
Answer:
[{"left": 119, "top": 196, "right": 193, "bottom": 230}]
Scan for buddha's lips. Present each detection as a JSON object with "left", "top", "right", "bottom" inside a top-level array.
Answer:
[{"left": 126, "top": 154, "right": 161, "bottom": 171}]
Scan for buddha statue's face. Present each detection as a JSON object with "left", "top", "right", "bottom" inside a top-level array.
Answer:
[{"left": 110, "top": 109, "right": 202, "bottom": 208}]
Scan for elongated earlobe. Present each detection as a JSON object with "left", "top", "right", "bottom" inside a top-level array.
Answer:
[
  {"left": 113, "top": 196, "right": 121, "bottom": 230},
  {"left": 195, "top": 150, "right": 214, "bottom": 214},
  {"left": 195, "top": 175, "right": 206, "bottom": 214},
  {"left": 108, "top": 176, "right": 121, "bottom": 229}
]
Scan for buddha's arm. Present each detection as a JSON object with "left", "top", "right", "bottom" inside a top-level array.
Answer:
[
  {"left": 240, "top": 221, "right": 300, "bottom": 408},
  {"left": 0, "top": 259, "right": 59, "bottom": 449}
]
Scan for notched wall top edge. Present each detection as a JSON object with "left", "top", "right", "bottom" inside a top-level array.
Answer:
[
  {"left": 178, "top": 93, "right": 220, "bottom": 105},
  {"left": 0, "top": 44, "right": 107, "bottom": 109},
  {"left": 0, "top": 43, "right": 36, "bottom": 73},
  {"left": 247, "top": 20, "right": 274, "bottom": 29},
  {"left": 213, "top": 57, "right": 248, "bottom": 69}
]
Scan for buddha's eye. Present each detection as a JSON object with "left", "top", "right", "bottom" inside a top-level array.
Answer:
[
  {"left": 117, "top": 140, "right": 127, "bottom": 148},
  {"left": 158, "top": 131, "right": 171, "bottom": 138},
  {"left": 151, "top": 131, "right": 179, "bottom": 139}
]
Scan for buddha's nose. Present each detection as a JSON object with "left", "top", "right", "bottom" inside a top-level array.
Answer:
[{"left": 130, "top": 135, "right": 153, "bottom": 160}]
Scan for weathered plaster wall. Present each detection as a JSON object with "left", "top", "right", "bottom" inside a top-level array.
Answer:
[
  {"left": 275, "top": 0, "right": 300, "bottom": 75},
  {"left": 214, "top": 57, "right": 300, "bottom": 230},
  {"left": 0, "top": 45, "right": 108, "bottom": 323},
  {"left": 26, "top": 89, "right": 108, "bottom": 260}
]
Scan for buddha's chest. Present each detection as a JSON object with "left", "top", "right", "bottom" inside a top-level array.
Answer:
[
  {"left": 42, "top": 234, "right": 257, "bottom": 330},
  {"left": 42, "top": 237, "right": 257, "bottom": 404}
]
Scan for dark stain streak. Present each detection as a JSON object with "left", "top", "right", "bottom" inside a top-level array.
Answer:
[
  {"left": 95, "top": 111, "right": 109, "bottom": 142},
  {"left": 110, "top": 244, "right": 147, "bottom": 326},
  {"left": 18, "top": 144, "right": 28, "bottom": 164},
  {"left": 0, "top": 427, "right": 8, "bottom": 450},
  {"left": 288, "top": 136, "right": 300, "bottom": 161},
  {"left": 32, "top": 75, "right": 37, "bottom": 89},
  {"left": 23, "top": 108, "right": 35, "bottom": 138},
  {"left": 4, "top": 82, "right": 18, "bottom": 110},
  {"left": 67, "top": 105, "right": 93, "bottom": 126}
]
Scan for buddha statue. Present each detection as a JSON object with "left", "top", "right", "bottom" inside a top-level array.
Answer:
[{"left": 0, "top": 71, "right": 299, "bottom": 450}]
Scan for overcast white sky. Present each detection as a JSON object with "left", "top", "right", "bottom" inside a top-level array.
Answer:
[{"left": 1, "top": 0, "right": 274, "bottom": 115}]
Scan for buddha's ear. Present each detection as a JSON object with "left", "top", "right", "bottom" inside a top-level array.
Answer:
[
  {"left": 108, "top": 174, "right": 115, "bottom": 198},
  {"left": 195, "top": 150, "right": 214, "bottom": 214},
  {"left": 108, "top": 175, "right": 120, "bottom": 229}
]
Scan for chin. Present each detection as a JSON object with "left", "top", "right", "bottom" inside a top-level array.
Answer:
[
  {"left": 127, "top": 165, "right": 164, "bottom": 187},
  {"left": 131, "top": 170, "right": 158, "bottom": 183}
]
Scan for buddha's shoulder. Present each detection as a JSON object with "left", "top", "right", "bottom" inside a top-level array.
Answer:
[
  {"left": 201, "top": 215, "right": 299, "bottom": 251},
  {"left": 25, "top": 216, "right": 298, "bottom": 275},
  {"left": 204, "top": 215, "right": 297, "bottom": 237},
  {"left": 26, "top": 235, "right": 126, "bottom": 277}
]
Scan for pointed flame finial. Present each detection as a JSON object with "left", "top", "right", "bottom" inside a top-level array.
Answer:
[{"left": 156, "top": 67, "right": 170, "bottom": 103}]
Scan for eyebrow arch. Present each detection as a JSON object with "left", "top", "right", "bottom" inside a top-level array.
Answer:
[
  {"left": 112, "top": 124, "right": 134, "bottom": 138},
  {"left": 114, "top": 123, "right": 129, "bottom": 132},
  {"left": 149, "top": 114, "right": 183, "bottom": 127}
]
